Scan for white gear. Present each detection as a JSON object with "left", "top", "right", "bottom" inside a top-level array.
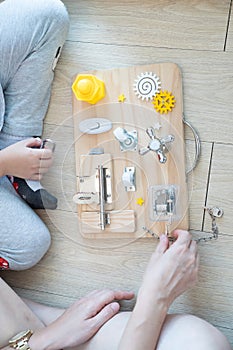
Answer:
[{"left": 133, "top": 72, "right": 161, "bottom": 101}]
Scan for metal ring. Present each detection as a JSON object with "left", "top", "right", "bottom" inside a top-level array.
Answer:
[
  {"left": 41, "top": 138, "right": 56, "bottom": 152},
  {"left": 183, "top": 116, "right": 201, "bottom": 175}
]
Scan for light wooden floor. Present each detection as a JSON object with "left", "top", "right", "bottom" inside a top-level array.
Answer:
[{"left": 2, "top": 0, "right": 233, "bottom": 346}]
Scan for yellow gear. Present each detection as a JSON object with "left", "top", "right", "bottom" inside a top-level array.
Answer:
[{"left": 153, "top": 90, "right": 175, "bottom": 114}]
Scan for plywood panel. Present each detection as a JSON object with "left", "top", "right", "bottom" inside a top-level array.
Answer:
[
  {"left": 63, "top": 0, "right": 229, "bottom": 51},
  {"left": 72, "top": 63, "right": 189, "bottom": 238}
]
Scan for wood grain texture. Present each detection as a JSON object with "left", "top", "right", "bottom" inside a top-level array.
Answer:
[
  {"left": 1, "top": 0, "right": 233, "bottom": 346},
  {"left": 204, "top": 143, "right": 233, "bottom": 236},
  {"left": 63, "top": 0, "right": 229, "bottom": 51},
  {"left": 186, "top": 140, "right": 212, "bottom": 231},
  {"left": 226, "top": 2, "right": 233, "bottom": 51}
]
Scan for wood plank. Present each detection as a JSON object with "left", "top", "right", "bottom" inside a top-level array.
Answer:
[
  {"left": 226, "top": 3, "right": 233, "bottom": 51},
  {"left": 81, "top": 210, "right": 136, "bottom": 235},
  {"left": 186, "top": 140, "right": 212, "bottom": 231},
  {"left": 63, "top": 0, "right": 229, "bottom": 51},
  {"left": 204, "top": 143, "right": 233, "bottom": 236},
  {"left": 46, "top": 41, "right": 233, "bottom": 145}
]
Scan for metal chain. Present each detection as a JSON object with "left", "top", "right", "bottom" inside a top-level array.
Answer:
[
  {"left": 142, "top": 206, "right": 224, "bottom": 244},
  {"left": 142, "top": 226, "right": 176, "bottom": 242},
  {"left": 195, "top": 207, "right": 223, "bottom": 243}
]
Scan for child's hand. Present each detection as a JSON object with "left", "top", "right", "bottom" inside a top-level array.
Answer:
[{"left": 0, "top": 138, "right": 54, "bottom": 180}]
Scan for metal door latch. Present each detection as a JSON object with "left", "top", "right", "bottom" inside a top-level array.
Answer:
[
  {"left": 97, "top": 165, "right": 111, "bottom": 230},
  {"left": 113, "top": 127, "right": 138, "bottom": 151},
  {"left": 73, "top": 165, "right": 112, "bottom": 231},
  {"left": 139, "top": 127, "right": 174, "bottom": 163},
  {"left": 149, "top": 185, "right": 179, "bottom": 222}
]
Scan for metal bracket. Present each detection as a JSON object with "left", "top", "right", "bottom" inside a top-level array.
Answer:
[{"left": 122, "top": 167, "right": 136, "bottom": 191}]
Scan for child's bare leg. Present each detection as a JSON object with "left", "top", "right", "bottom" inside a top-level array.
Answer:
[
  {"left": 156, "top": 314, "right": 231, "bottom": 350},
  {"left": 1, "top": 278, "right": 230, "bottom": 350},
  {"left": 76, "top": 312, "right": 231, "bottom": 350}
]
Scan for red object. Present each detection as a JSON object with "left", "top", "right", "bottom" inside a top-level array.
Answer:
[
  {"left": 0, "top": 257, "right": 9, "bottom": 269},
  {"left": 13, "top": 181, "right": 19, "bottom": 191},
  {"left": 7, "top": 176, "right": 19, "bottom": 192}
]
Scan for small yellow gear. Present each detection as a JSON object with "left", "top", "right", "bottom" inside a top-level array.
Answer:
[{"left": 153, "top": 90, "right": 176, "bottom": 114}]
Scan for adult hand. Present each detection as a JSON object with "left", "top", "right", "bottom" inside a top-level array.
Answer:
[
  {"left": 0, "top": 138, "right": 53, "bottom": 180},
  {"left": 139, "top": 230, "right": 199, "bottom": 307},
  {"left": 30, "top": 289, "right": 134, "bottom": 350}
]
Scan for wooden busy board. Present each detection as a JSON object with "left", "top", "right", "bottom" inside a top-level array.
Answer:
[{"left": 72, "top": 63, "right": 189, "bottom": 239}]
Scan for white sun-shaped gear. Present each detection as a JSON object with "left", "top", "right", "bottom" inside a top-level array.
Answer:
[{"left": 133, "top": 72, "right": 161, "bottom": 101}]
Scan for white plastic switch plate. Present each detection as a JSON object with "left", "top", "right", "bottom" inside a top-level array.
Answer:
[{"left": 79, "top": 118, "right": 112, "bottom": 134}]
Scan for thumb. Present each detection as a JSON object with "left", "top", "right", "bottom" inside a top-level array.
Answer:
[
  {"left": 156, "top": 234, "right": 169, "bottom": 254},
  {"left": 24, "top": 137, "right": 42, "bottom": 148}
]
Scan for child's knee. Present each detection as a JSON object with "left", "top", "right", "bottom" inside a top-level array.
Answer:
[
  {"left": 1, "top": 226, "right": 51, "bottom": 271},
  {"left": 190, "top": 316, "right": 232, "bottom": 350},
  {"left": 14, "top": 0, "right": 69, "bottom": 43},
  {"left": 158, "top": 314, "right": 231, "bottom": 350},
  {"left": 34, "top": 0, "right": 69, "bottom": 35}
]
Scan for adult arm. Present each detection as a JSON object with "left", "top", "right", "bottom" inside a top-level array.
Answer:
[
  {"left": 0, "top": 286, "right": 134, "bottom": 350},
  {"left": 118, "top": 230, "right": 199, "bottom": 350}
]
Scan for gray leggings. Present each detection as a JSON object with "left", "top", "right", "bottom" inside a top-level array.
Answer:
[{"left": 0, "top": 0, "right": 69, "bottom": 270}]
